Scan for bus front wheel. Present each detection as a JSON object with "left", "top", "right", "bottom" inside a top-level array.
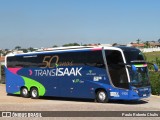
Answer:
[
  {"left": 30, "top": 87, "right": 39, "bottom": 99},
  {"left": 21, "top": 87, "right": 30, "bottom": 98},
  {"left": 96, "top": 90, "right": 109, "bottom": 103}
]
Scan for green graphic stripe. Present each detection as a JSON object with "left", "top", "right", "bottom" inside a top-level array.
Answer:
[
  {"left": 134, "top": 64, "right": 147, "bottom": 67},
  {"left": 14, "top": 91, "right": 20, "bottom": 95},
  {"left": 22, "top": 76, "right": 46, "bottom": 96},
  {"left": 13, "top": 76, "right": 46, "bottom": 96}
]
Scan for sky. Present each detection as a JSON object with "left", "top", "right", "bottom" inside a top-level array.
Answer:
[{"left": 0, "top": 0, "right": 160, "bottom": 49}]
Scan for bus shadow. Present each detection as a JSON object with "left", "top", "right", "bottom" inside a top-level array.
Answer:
[
  {"left": 40, "top": 96, "right": 148, "bottom": 105},
  {"left": 109, "top": 99, "right": 148, "bottom": 105},
  {"left": 7, "top": 94, "right": 94, "bottom": 103},
  {"left": 7, "top": 93, "right": 21, "bottom": 97},
  {"left": 40, "top": 96, "right": 95, "bottom": 103},
  {"left": 7, "top": 94, "right": 149, "bottom": 105}
]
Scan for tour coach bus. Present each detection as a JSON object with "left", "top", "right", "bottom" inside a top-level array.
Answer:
[{"left": 5, "top": 46, "right": 158, "bottom": 103}]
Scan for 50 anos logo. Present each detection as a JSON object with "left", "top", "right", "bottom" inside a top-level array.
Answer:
[{"left": 32, "top": 55, "right": 83, "bottom": 77}]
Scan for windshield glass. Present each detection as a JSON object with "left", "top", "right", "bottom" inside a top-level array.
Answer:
[
  {"left": 123, "top": 49, "right": 144, "bottom": 64},
  {"left": 129, "top": 66, "right": 150, "bottom": 87},
  {"left": 121, "top": 48, "right": 150, "bottom": 87}
]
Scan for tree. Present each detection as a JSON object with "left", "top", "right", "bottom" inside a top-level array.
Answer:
[
  {"left": 21, "top": 49, "right": 27, "bottom": 53},
  {"left": 4, "top": 50, "right": 10, "bottom": 56},
  {"left": 158, "top": 39, "right": 160, "bottom": 43},
  {"left": 28, "top": 47, "right": 35, "bottom": 52},
  {"left": 63, "top": 43, "right": 80, "bottom": 47},
  {"left": 15, "top": 46, "right": 21, "bottom": 50},
  {"left": 136, "top": 39, "right": 141, "bottom": 44},
  {"left": 83, "top": 44, "right": 88, "bottom": 46},
  {"left": 53, "top": 45, "right": 58, "bottom": 48},
  {"left": 0, "top": 50, "right": 3, "bottom": 56},
  {"left": 112, "top": 43, "right": 118, "bottom": 46},
  {"left": 144, "top": 41, "right": 150, "bottom": 48}
]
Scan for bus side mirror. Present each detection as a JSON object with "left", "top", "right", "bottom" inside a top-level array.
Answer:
[
  {"left": 131, "top": 65, "right": 137, "bottom": 72},
  {"left": 153, "top": 64, "right": 158, "bottom": 72}
]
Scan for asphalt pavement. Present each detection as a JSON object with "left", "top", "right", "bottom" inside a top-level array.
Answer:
[{"left": 0, "top": 84, "right": 160, "bottom": 120}]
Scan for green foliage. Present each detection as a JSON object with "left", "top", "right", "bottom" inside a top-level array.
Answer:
[
  {"left": 83, "top": 44, "right": 88, "bottom": 46},
  {"left": 144, "top": 51, "right": 160, "bottom": 62},
  {"left": 149, "top": 71, "right": 160, "bottom": 95},
  {"left": 136, "top": 39, "right": 141, "bottom": 44},
  {"left": 144, "top": 52, "right": 160, "bottom": 71},
  {"left": 28, "top": 47, "right": 35, "bottom": 52},
  {"left": 144, "top": 52, "right": 160, "bottom": 95},
  {"left": 22, "top": 49, "right": 28, "bottom": 53},
  {"left": 144, "top": 41, "right": 150, "bottom": 48},
  {"left": 0, "top": 65, "right": 5, "bottom": 84},
  {"left": 15, "top": 46, "right": 21, "bottom": 50},
  {"left": 53, "top": 45, "right": 58, "bottom": 48},
  {"left": 63, "top": 43, "right": 80, "bottom": 47}
]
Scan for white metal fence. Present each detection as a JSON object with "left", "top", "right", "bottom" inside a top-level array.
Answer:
[{"left": 140, "top": 47, "right": 160, "bottom": 53}]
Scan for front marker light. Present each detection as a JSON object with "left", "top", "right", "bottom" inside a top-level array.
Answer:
[{"left": 133, "top": 89, "right": 138, "bottom": 94}]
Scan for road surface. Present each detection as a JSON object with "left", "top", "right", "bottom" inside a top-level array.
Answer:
[{"left": 0, "top": 84, "right": 160, "bottom": 120}]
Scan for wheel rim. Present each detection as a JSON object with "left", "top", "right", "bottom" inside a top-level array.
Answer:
[
  {"left": 32, "top": 89, "right": 37, "bottom": 98},
  {"left": 22, "top": 88, "right": 28, "bottom": 96},
  {"left": 98, "top": 91, "right": 106, "bottom": 101}
]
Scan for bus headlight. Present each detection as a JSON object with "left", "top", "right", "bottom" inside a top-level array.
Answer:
[{"left": 133, "top": 89, "right": 139, "bottom": 94}]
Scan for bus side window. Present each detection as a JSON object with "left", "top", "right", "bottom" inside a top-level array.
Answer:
[{"left": 84, "top": 51, "right": 105, "bottom": 68}]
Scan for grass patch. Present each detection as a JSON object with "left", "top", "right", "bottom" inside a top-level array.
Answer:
[
  {"left": 149, "top": 71, "right": 160, "bottom": 95},
  {"left": 144, "top": 52, "right": 160, "bottom": 95},
  {"left": 144, "top": 51, "right": 160, "bottom": 62}
]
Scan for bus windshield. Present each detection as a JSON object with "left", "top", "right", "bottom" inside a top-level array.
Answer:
[
  {"left": 123, "top": 48, "right": 150, "bottom": 87},
  {"left": 128, "top": 66, "right": 150, "bottom": 87}
]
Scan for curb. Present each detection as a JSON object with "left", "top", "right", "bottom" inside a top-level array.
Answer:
[{"left": 0, "top": 84, "right": 5, "bottom": 86}]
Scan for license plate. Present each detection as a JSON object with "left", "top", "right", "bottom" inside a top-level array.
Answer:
[{"left": 143, "top": 94, "right": 147, "bottom": 97}]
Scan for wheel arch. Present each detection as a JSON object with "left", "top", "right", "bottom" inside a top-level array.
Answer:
[
  {"left": 30, "top": 86, "right": 38, "bottom": 91},
  {"left": 20, "top": 86, "right": 29, "bottom": 91},
  {"left": 95, "top": 88, "right": 108, "bottom": 94},
  {"left": 30, "top": 86, "right": 45, "bottom": 96}
]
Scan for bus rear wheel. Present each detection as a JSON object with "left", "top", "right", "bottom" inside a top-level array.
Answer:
[
  {"left": 30, "top": 87, "right": 39, "bottom": 99},
  {"left": 96, "top": 90, "right": 109, "bottom": 103},
  {"left": 21, "top": 87, "right": 30, "bottom": 98}
]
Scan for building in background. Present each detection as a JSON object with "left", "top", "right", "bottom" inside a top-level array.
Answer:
[
  {"left": 129, "top": 43, "right": 145, "bottom": 49},
  {"left": 148, "top": 41, "right": 160, "bottom": 48},
  {"left": 0, "top": 56, "right": 5, "bottom": 66}
]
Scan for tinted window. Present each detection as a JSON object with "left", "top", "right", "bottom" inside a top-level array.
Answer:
[
  {"left": 7, "top": 55, "right": 44, "bottom": 67},
  {"left": 105, "top": 50, "right": 123, "bottom": 65},
  {"left": 56, "top": 51, "right": 104, "bottom": 68},
  {"left": 124, "top": 50, "right": 144, "bottom": 64},
  {"left": 7, "top": 50, "right": 104, "bottom": 68}
]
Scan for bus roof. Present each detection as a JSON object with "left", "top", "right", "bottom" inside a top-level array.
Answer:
[{"left": 6, "top": 46, "right": 134, "bottom": 57}]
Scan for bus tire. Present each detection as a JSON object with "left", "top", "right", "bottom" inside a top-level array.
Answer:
[
  {"left": 96, "top": 90, "right": 109, "bottom": 103},
  {"left": 30, "top": 87, "right": 39, "bottom": 99},
  {"left": 21, "top": 87, "right": 30, "bottom": 98}
]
